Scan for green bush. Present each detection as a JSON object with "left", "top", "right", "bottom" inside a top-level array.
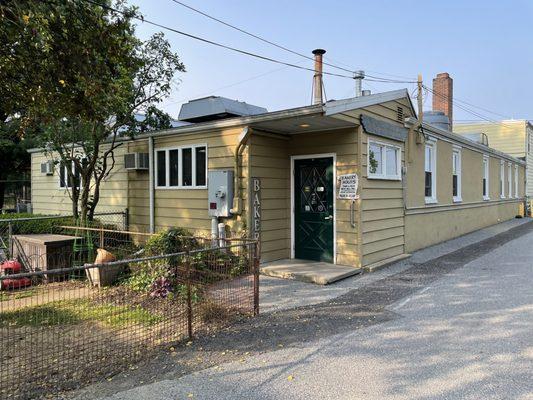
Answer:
[
  {"left": 144, "top": 227, "right": 199, "bottom": 255},
  {"left": 123, "top": 227, "right": 197, "bottom": 294},
  {"left": 0, "top": 213, "right": 78, "bottom": 236}
]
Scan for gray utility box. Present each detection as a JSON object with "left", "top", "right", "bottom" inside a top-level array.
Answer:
[{"left": 208, "top": 170, "right": 234, "bottom": 217}]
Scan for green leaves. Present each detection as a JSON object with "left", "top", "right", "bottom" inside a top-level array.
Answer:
[{"left": 1, "top": 0, "right": 185, "bottom": 220}]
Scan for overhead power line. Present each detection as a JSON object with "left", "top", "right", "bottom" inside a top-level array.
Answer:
[
  {"left": 423, "top": 85, "right": 517, "bottom": 129},
  {"left": 167, "top": 0, "right": 417, "bottom": 84},
  {"left": 82, "top": 0, "right": 356, "bottom": 80},
  {"left": 165, "top": 64, "right": 293, "bottom": 106}
]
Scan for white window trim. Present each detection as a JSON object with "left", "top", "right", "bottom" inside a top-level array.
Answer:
[
  {"left": 425, "top": 138, "right": 437, "bottom": 204},
  {"left": 500, "top": 160, "right": 506, "bottom": 199},
  {"left": 507, "top": 162, "right": 512, "bottom": 199},
  {"left": 452, "top": 146, "right": 462, "bottom": 203},
  {"left": 58, "top": 160, "right": 81, "bottom": 190},
  {"left": 514, "top": 164, "right": 519, "bottom": 199},
  {"left": 367, "top": 140, "right": 402, "bottom": 181},
  {"left": 483, "top": 155, "right": 490, "bottom": 201},
  {"left": 155, "top": 144, "right": 208, "bottom": 189}
]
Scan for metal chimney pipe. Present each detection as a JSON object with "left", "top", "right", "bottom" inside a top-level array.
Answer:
[
  {"left": 354, "top": 70, "right": 365, "bottom": 97},
  {"left": 312, "top": 49, "right": 326, "bottom": 105}
]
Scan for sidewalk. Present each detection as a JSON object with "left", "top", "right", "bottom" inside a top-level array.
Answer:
[{"left": 260, "top": 217, "right": 531, "bottom": 313}]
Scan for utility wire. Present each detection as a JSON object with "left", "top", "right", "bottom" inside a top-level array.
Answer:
[
  {"left": 167, "top": 0, "right": 417, "bottom": 83},
  {"left": 164, "top": 64, "right": 293, "bottom": 106},
  {"left": 82, "top": 0, "right": 355, "bottom": 80},
  {"left": 423, "top": 85, "right": 517, "bottom": 129},
  {"left": 423, "top": 85, "right": 511, "bottom": 120}
]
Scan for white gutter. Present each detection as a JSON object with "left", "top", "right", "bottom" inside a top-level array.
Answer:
[{"left": 148, "top": 136, "right": 155, "bottom": 233}]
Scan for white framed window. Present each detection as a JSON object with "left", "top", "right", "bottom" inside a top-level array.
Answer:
[
  {"left": 155, "top": 144, "right": 207, "bottom": 189},
  {"left": 500, "top": 160, "right": 505, "bottom": 198},
  {"left": 59, "top": 160, "right": 81, "bottom": 189},
  {"left": 367, "top": 140, "right": 401, "bottom": 180},
  {"left": 424, "top": 139, "right": 437, "bottom": 204},
  {"left": 482, "top": 155, "right": 490, "bottom": 200},
  {"left": 507, "top": 162, "right": 512, "bottom": 198},
  {"left": 452, "top": 146, "right": 462, "bottom": 202},
  {"left": 514, "top": 164, "right": 519, "bottom": 198}
]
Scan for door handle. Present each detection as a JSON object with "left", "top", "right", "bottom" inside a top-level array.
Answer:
[{"left": 324, "top": 215, "right": 333, "bottom": 220}]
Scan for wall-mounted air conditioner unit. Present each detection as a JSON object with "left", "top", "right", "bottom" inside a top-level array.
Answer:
[
  {"left": 40, "top": 161, "right": 54, "bottom": 175},
  {"left": 124, "top": 153, "right": 149, "bottom": 170}
]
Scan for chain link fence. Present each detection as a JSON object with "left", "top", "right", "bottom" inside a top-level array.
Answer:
[
  {"left": 0, "top": 211, "right": 128, "bottom": 265},
  {"left": 0, "top": 236, "right": 259, "bottom": 399}
]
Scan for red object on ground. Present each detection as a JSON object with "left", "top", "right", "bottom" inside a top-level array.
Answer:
[{"left": 0, "top": 260, "right": 32, "bottom": 290}]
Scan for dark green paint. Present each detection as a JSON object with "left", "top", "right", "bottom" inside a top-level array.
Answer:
[{"left": 294, "top": 157, "right": 334, "bottom": 263}]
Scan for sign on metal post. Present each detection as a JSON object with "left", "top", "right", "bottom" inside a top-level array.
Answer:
[
  {"left": 251, "top": 177, "right": 261, "bottom": 241},
  {"left": 337, "top": 173, "right": 359, "bottom": 200}
]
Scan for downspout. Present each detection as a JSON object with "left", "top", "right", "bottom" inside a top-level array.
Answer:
[
  {"left": 230, "top": 127, "right": 251, "bottom": 215},
  {"left": 356, "top": 124, "right": 364, "bottom": 270},
  {"left": 148, "top": 136, "right": 155, "bottom": 233}
]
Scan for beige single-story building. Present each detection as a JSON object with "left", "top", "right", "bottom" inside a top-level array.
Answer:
[{"left": 30, "top": 89, "right": 526, "bottom": 269}]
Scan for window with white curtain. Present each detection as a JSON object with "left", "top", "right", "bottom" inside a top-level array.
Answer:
[
  {"left": 507, "top": 162, "right": 512, "bottom": 198},
  {"left": 368, "top": 140, "right": 401, "bottom": 180},
  {"left": 424, "top": 139, "right": 437, "bottom": 204},
  {"left": 514, "top": 164, "right": 519, "bottom": 198},
  {"left": 500, "top": 160, "right": 505, "bottom": 198},
  {"left": 482, "top": 155, "right": 490, "bottom": 200},
  {"left": 452, "top": 147, "right": 462, "bottom": 202}
]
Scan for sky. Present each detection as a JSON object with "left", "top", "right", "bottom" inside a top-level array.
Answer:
[{"left": 132, "top": 0, "right": 533, "bottom": 122}]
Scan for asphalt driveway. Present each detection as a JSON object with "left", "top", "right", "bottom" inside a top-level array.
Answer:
[{"left": 72, "top": 219, "right": 533, "bottom": 400}]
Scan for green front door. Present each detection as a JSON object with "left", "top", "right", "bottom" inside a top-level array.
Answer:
[{"left": 294, "top": 157, "right": 334, "bottom": 263}]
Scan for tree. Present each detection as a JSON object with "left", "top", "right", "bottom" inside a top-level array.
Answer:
[
  {"left": 0, "top": 0, "right": 185, "bottom": 220},
  {"left": 0, "top": 121, "right": 35, "bottom": 210}
]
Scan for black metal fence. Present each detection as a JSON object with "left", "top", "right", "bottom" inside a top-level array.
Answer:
[{"left": 0, "top": 239, "right": 259, "bottom": 399}]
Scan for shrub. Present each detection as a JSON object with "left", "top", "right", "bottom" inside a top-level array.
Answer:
[
  {"left": 144, "top": 227, "right": 198, "bottom": 256},
  {"left": 0, "top": 213, "right": 78, "bottom": 236},
  {"left": 123, "top": 227, "right": 198, "bottom": 295}
]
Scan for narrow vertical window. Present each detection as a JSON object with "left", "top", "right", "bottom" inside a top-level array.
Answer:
[
  {"left": 514, "top": 165, "right": 519, "bottom": 198},
  {"left": 195, "top": 146, "right": 207, "bottom": 186},
  {"left": 59, "top": 162, "right": 67, "bottom": 188},
  {"left": 424, "top": 140, "right": 437, "bottom": 203},
  {"left": 182, "top": 147, "right": 192, "bottom": 186},
  {"left": 368, "top": 142, "right": 383, "bottom": 175},
  {"left": 169, "top": 149, "right": 180, "bottom": 186},
  {"left": 483, "top": 156, "right": 490, "bottom": 200},
  {"left": 156, "top": 150, "right": 166, "bottom": 187},
  {"left": 500, "top": 160, "right": 505, "bottom": 198},
  {"left": 452, "top": 147, "right": 461, "bottom": 202},
  {"left": 507, "top": 162, "right": 512, "bottom": 198}
]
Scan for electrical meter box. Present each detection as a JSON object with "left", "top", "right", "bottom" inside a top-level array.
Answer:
[{"left": 208, "top": 170, "right": 234, "bottom": 217}]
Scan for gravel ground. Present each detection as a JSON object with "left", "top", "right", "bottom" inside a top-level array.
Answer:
[{"left": 68, "top": 218, "right": 533, "bottom": 400}]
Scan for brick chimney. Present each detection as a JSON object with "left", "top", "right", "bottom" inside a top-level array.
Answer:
[{"left": 432, "top": 72, "right": 453, "bottom": 130}]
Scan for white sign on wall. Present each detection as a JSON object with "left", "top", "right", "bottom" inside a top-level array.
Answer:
[{"left": 337, "top": 174, "right": 359, "bottom": 200}]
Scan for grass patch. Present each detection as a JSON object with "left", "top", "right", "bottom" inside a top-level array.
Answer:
[
  {"left": 0, "top": 289, "right": 35, "bottom": 301},
  {"left": 0, "top": 299, "right": 161, "bottom": 328}
]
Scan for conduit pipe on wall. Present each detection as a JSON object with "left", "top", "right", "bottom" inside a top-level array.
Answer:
[
  {"left": 230, "top": 127, "right": 251, "bottom": 215},
  {"left": 148, "top": 136, "right": 155, "bottom": 233}
]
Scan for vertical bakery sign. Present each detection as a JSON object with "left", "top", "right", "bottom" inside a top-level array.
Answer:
[{"left": 251, "top": 177, "right": 261, "bottom": 241}]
